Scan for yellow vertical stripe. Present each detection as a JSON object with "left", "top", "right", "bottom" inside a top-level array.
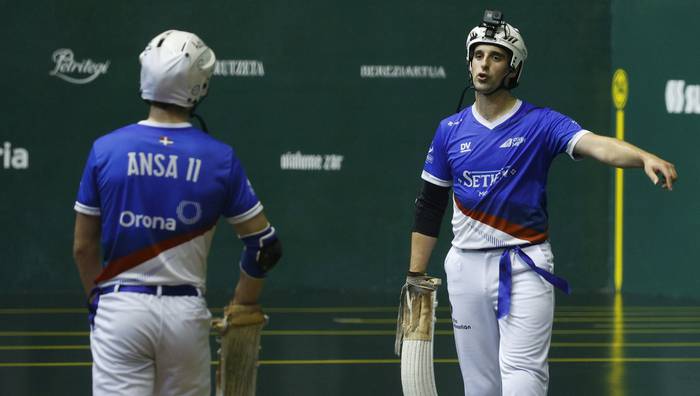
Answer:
[
  {"left": 615, "top": 110, "right": 624, "bottom": 293},
  {"left": 611, "top": 68, "right": 627, "bottom": 293},
  {"left": 609, "top": 291, "right": 626, "bottom": 395}
]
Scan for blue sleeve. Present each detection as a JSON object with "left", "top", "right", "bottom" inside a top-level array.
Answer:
[
  {"left": 223, "top": 150, "right": 263, "bottom": 224},
  {"left": 421, "top": 122, "right": 452, "bottom": 187},
  {"left": 542, "top": 109, "right": 584, "bottom": 157},
  {"left": 74, "top": 146, "right": 101, "bottom": 216}
]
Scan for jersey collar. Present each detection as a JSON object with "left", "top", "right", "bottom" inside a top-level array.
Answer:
[
  {"left": 471, "top": 99, "right": 522, "bottom": 130},
  {"left": 138, "top": 120, "right": 192, "bottom": 128}
]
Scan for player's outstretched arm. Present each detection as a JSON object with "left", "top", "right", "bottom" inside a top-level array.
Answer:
[
  {"left": 73, "top": 213, "right": 102, "bottom": 297},
  {"left": 573, "top": 132, "right": 678, "bottom": 190},
  {"left": 231, "top": 212, "right": 281, "bottom": 305}
]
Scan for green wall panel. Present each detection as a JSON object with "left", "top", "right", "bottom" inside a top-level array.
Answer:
[
  {"left": 612, "top": 0, "right": 700, "bottom": 298},
  {"left": 0, "top": 0, "right": 612, "bottom": 298}
]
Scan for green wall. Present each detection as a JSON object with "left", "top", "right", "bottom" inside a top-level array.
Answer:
[
  {"left": 612, "top": 0, "right": 700, "bottom": 298},
  {"left": 1, "top": 0, "right": 614, "bottom": 300}
]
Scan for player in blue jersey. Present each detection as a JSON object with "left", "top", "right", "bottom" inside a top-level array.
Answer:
[
  {"left": 405, "top": 10, "right": 677, "bottom": 396},
  {"left": 72, "top": 30, "right": 281, "bottom": 395}
]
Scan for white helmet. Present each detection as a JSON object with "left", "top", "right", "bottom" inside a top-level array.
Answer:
[
  {"left": 139, "top": 30, "right": 216, "bottom": 108},
  {"left": 466, "top": 21, "right": 527, "bottom": 88}
]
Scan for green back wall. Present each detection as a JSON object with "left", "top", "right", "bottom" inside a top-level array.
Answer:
[
  {"left": 1, "top": 0, "right": 614, "bottom": 300},
  {"left": 612, "top": 0, "right": 700, "bottom": 299}
]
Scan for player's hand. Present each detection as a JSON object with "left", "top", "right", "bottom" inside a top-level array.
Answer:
[
  {"left": 642, "top": 154, "right": 678, "bottom": 191},
  {"left": 405, "top": 272, "right": 441, "bottom": 294}
]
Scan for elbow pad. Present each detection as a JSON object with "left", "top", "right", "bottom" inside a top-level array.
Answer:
[
  {"left": 239, "top": 225, "right": 282, "bottom": 279},
  {"left": 413, "top": 181, "right": 450, "bottom": 237}
]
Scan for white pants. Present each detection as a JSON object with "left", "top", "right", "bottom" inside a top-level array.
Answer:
[
  {"left": 90, "top": 291, "right": 212, "bottom": 396},
  {"left": 445, "top": 243, "right": 556, "bottom": 396}
]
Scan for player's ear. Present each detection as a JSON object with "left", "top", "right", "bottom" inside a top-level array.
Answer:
[{"left": 505, "top": 64, "right": 521, "bottom": 89}]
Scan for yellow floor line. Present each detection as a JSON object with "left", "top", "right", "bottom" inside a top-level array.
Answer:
[
  {"left": 258, "top": 328, "right": 700, "bottom": 336},
  {"left": 552, "top": 329, "right": 700, "bottom": 335},
  {"left": 0, "top": 332, "right": 89, "bottom": 337},
  {"left": 0, "top": 345, "right": 89, "bottom": 350},
  {"left": 550, "top": 342, "right": 700, "bottom": 347},
  {"left": 262, "top": 330, "right": 396, "bottom": 336},
  {"left": 3, "top": 342, "right": 700, "bottom": 352},
  {"left": 0, "top": 309, "right": 84, "bottom": 314},
  {"left": 333, "top": 317, "right": 700, "bottom": 325},
  {"left": 558, "top": 317, "right": 700, "bottom": 322},
  {"left": 2, "top": 357, "right": 700, "bottom": 368},
  {"left": 3, "top": 327, "right": 700, "bottom": 337},
  {"left": 0, "top": 362, "right": 93, "bottom": 367},
  {"left": 1, "top": 306, "right": 699, "bottom": 315},
  {"left": 593, "top": 323, "right": 700, "bottom": 329},
  {"left": 553, "top": 311, "right": 700, "bottom": 316},
  {"left": 555, "top": 306, "right": 700, "bottom": 311},
  {"left": 548, "top": 357, "right": 700, "bottom": 363}
]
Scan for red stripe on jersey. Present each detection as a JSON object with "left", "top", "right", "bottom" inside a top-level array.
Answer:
[
  {"left": 454, "top": 198, "right": 548, "bottom": 243},
  {"left": 94, "top": 224, "right": 216, "bottom": 284}
]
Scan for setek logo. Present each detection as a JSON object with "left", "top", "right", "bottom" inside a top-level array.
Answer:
[
  {"left": 458, "top": 167, "right": 517, "bottom": 189},
  {"left": 665, "top": 80, "right": 700, "bottom": 114},
  {"left": 0, "top": 142, "right": 29, "bottom": 170},
  {"left": 213, "top": 60, "right": 265, "bottom": 77},
  {"left": 49, "top": 49, "right": 110, "bottom": 84}
]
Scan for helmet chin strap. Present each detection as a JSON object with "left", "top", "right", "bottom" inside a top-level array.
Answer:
[
  {"left": 190, "top": 113, "right": 208, "bottom": 133},
  {"left": 189, "top": 95, "right": 210, "bottom": 133}
]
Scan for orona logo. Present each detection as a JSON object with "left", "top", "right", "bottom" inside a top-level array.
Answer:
[
  {"left": 119, "top": 201, "right": 203, "bottom": 230},
  {"left": 665, "top": 80, "right": 700, "bottom": 114},
  {"left": 176, "top": 201, "right": 202, "bottom": 225},
  {"left": 120, "top": 211, "right": 177, "bottom": 231},
  {"left": 49, "top": 49, "right": 110, "bottom": 84}
]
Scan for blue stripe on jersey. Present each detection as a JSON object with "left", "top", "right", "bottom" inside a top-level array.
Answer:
[{"left": 76, "top": 123, "right": 260, "bottom": 268}]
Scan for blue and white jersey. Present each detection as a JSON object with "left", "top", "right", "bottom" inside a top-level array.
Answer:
[
  {"left": 75, "top": 120, "right": 262, "bottom": 289},
  {"left": 422, "top": 100, "right": 589, "bottom": 249}
]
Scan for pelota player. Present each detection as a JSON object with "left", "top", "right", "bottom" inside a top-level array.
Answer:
[
  {"left": 72, "top": 30, "right": 281, "bottom": 395},
  {"left": 404, "top": 10, "right": 677, "bottom": 396}
]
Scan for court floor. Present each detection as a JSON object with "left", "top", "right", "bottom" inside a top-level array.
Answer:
[{"left": 1, "top": 292, "right": 699, "bottom": 395}]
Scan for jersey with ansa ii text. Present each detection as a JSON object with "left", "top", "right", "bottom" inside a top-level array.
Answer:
[
  {"left": 74, "top": 120, "right": 262, "bottom": 290},
  {"left": 421, "top": 100, "right": 588, "bottom": 249}
]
